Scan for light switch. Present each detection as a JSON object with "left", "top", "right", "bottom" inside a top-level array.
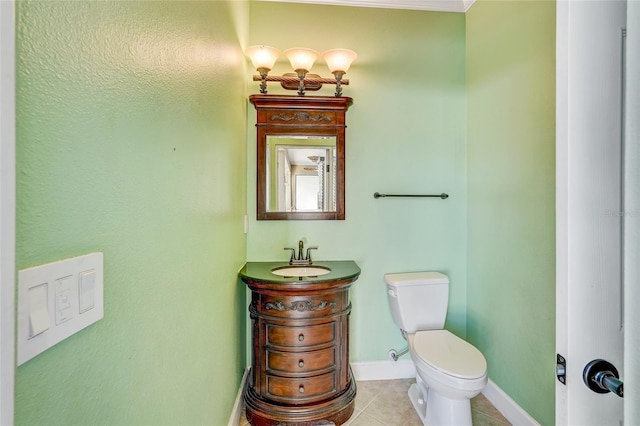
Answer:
[
  {"left": 55, "top": 276, "right": 74, "bottom": 325},
  {"left": 79, "top": 269, "right": 96, "bottom": 313},
  {"left": 28, "top": 283, "right": 50, "bottom": 338}
]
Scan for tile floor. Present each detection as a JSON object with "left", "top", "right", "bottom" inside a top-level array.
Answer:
[{"left": 239, "top": 378, "right": 511, "bottom": 426}]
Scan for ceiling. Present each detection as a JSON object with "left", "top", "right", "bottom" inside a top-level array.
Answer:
[{"left": 257, "top": 0, "right": 476, "bottom": 13}]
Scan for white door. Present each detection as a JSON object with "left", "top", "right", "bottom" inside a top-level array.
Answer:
[
  {"left": 556, "top": 1, "right": 627, "bottom": 424},
  {"left": 0, "top": 1, "right": 16, "bottom": 424},
  {"left": 623, "top": 3, "right": 640, "bottom": 422},
  {"left": 295, "top": 175, "right": 320, "bottom": 211}
]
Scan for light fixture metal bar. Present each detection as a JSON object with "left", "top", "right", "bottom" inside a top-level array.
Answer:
[{"left": 252, "top": 75, "right": 350, "bottom": 85}]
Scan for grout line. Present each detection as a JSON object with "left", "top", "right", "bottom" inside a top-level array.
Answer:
[
  {"left": 344, "top": 408, "right": 362, "bottom": 426},
  {"left": 358, "top": 389, "right": 410, "bottom": 426},
  {"left": 359, "top": 390, "right": 382, "bottom": 412},
  {"left": 347, "top": 385, "right": 385, "bottom": 425}
]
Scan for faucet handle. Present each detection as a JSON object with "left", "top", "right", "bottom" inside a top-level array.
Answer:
[
  {"left": 284, "top": 248, "right": 296, "bottom": 264},
  {"left": 305, "top": 246, "right": 318, "bottom": 263}
]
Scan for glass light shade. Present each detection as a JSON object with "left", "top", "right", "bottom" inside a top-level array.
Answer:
[
  {"left": 245, "top": 45, "right": 280, "bottom": 70},
  {"left": 283, "top": 48, "right": 320, "bottom": 72},
  {"left": 322, "top": 49, "right": 358, "bottom": 73}
]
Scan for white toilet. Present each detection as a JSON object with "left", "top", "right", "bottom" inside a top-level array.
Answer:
[{"left": 384, "top": 271, "right": 488, "bottom": 426}]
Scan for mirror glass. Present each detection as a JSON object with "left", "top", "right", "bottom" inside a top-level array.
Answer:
[{"left": 266, "top": 135, "right": 337, "bottom": 213}]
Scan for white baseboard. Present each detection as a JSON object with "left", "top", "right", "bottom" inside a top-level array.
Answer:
[
  {"left": 227, "top": 367, "right": 249, "bottom": 426},
  {"left": 351, "top": 360, "right": 416, "bottom": 381},
  {"left": 228, "top": 364, "right": 538, "bottom": 426},
  {"left": 482, "top": 378, "right": 540, "bottom": 426}
]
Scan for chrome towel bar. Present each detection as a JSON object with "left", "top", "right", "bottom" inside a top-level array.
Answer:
[{"left": 373, "top": 192, "right": 449, "bottom": 199}]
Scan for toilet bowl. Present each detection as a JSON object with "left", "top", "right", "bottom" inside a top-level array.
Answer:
[
  {"left": 407, "top": 330, "right": 487, "bottom": 425},
  {"left": 384, "top": 272, "right": 488, "bottom": 426}
]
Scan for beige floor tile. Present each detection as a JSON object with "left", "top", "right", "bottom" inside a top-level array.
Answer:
[
  {"left": 361, "top": 382, "right": 423, "bottom": 426},
  {"left": 238, "top": 379, "right": 510, "bottom": 426},
  {"left": 345, "top": 412, "right": 388, "bottom": 426},
  {"left": 471, "top": 393, "right": 510, "bottom": 424},
  {"left": 471, "top": 408, "right": 512, "bottom": 426},
  {"left": 352, "top": 380, "right": 388, "bottom": 410}
]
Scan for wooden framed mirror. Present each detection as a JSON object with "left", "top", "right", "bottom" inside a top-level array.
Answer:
[{"left": 250, "top": 95, "right": 353, "bottom": 220}]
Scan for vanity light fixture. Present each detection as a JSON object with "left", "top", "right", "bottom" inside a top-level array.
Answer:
[
  {"left": 245, "top": 45, "right": 281, "bottom": 94},
  {"left": 284, "top": 48, "right": 319, "bottom": 95},
  {"left": 322, "top": 49, "right": 358, "bottom": 96},
  {"left": 244, "top": 46, "right": 357, "bottom": 96}
]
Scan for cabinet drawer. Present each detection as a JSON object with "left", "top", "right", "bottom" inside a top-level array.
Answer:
[
  {"left": 267, "top": 323, "right": 336, "bottom": 347},
  {"left": 267, "top": 372, "right": 336, "bottom": 400},
  {"left": 267, "top": 347, "right": 336, "bottom": 374},
  {"left": 259, "top": 292, "right": 346, "bottom": 318}
]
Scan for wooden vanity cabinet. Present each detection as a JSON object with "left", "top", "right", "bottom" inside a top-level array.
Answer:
[{"left": 242, "top": 276, "right": 357, "bottom": 426}]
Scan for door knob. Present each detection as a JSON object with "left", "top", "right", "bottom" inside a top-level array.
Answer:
[{"left": 583, "top": 359, "right": 623, "bottom": 398}]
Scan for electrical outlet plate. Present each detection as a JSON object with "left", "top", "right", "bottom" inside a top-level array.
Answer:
[{"left": 17, "top": 253, "right": 103, "bottom": 365}]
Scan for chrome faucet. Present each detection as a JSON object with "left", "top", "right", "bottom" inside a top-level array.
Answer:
[{"left": 284, "top": 240, "right": 318, "bottom": 265}]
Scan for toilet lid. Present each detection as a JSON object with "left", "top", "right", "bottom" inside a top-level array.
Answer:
[{"left": 412, "top": 330, "right": 487, "bottom": 379}]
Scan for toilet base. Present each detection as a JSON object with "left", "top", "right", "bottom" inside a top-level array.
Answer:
[{"left": 408, "top": 381, "right": 473, "bottom": 426}]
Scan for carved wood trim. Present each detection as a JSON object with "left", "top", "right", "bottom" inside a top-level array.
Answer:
[
  {"left": 269, "top": 112, "right": 332, "bottom": 123},
  {"left": 265, "top": 300, "right": 337, "bottom": 312}
]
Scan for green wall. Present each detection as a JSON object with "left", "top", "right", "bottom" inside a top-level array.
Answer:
[
  {"left": 247, "top": 2, "right": 468, "bottom": 361},
  {"left": 466, "top": 0, "right": 556, "bottom": 424},
  {"left": 15, "top": 1, "right": 248, "bottom": 424},
  {"left": 13, "top": 0, "right": 557, "bottom": 423}
]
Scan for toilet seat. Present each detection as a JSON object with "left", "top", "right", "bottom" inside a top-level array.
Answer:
[{"left": 410, "top": 330, "right": 487, "bottom": 380}]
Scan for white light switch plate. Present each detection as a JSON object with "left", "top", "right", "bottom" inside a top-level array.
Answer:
[{"left": 17, "top": 252, "right": 103, "bottom": 365}]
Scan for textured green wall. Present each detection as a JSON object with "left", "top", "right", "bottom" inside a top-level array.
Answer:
[
  {"left": 13, "top": 0, "right": 557, "bottom": 422},
  {"left": 15, "top": 1, "right": 248, "bottom": 424},
  {"left": 466, "top": 0, "right": 556, "bottom": 424},
  {"left": 247, "top": 3, "right": 467, "bottom": 361}
]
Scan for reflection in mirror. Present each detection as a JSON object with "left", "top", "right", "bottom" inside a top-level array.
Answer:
[{"left": 266, "top": 136, "right": 337, "bottom": 213}]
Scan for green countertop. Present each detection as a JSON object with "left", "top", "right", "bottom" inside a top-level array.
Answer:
[{"left": 239, "top": 260, "right": 361, "bottom": 286}]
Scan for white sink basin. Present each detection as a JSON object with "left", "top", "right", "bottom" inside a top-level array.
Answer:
[{"left": 271, "top": 265, "right": 332, "bottom": 277}]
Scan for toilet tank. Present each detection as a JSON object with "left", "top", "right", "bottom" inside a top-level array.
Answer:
[{"left": 384, "top": 271, "right": 449, "bottom": 333}]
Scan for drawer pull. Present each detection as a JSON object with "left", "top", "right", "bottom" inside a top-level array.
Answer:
[
  {"left": 298, "top": 333, "right": 304, "bottom": 342},
  {"left": 298, "top": 360, "right": 304, "bottom": 368},
  {"left": 298, "top": 385, "right": 305, "bottom": 394}
]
